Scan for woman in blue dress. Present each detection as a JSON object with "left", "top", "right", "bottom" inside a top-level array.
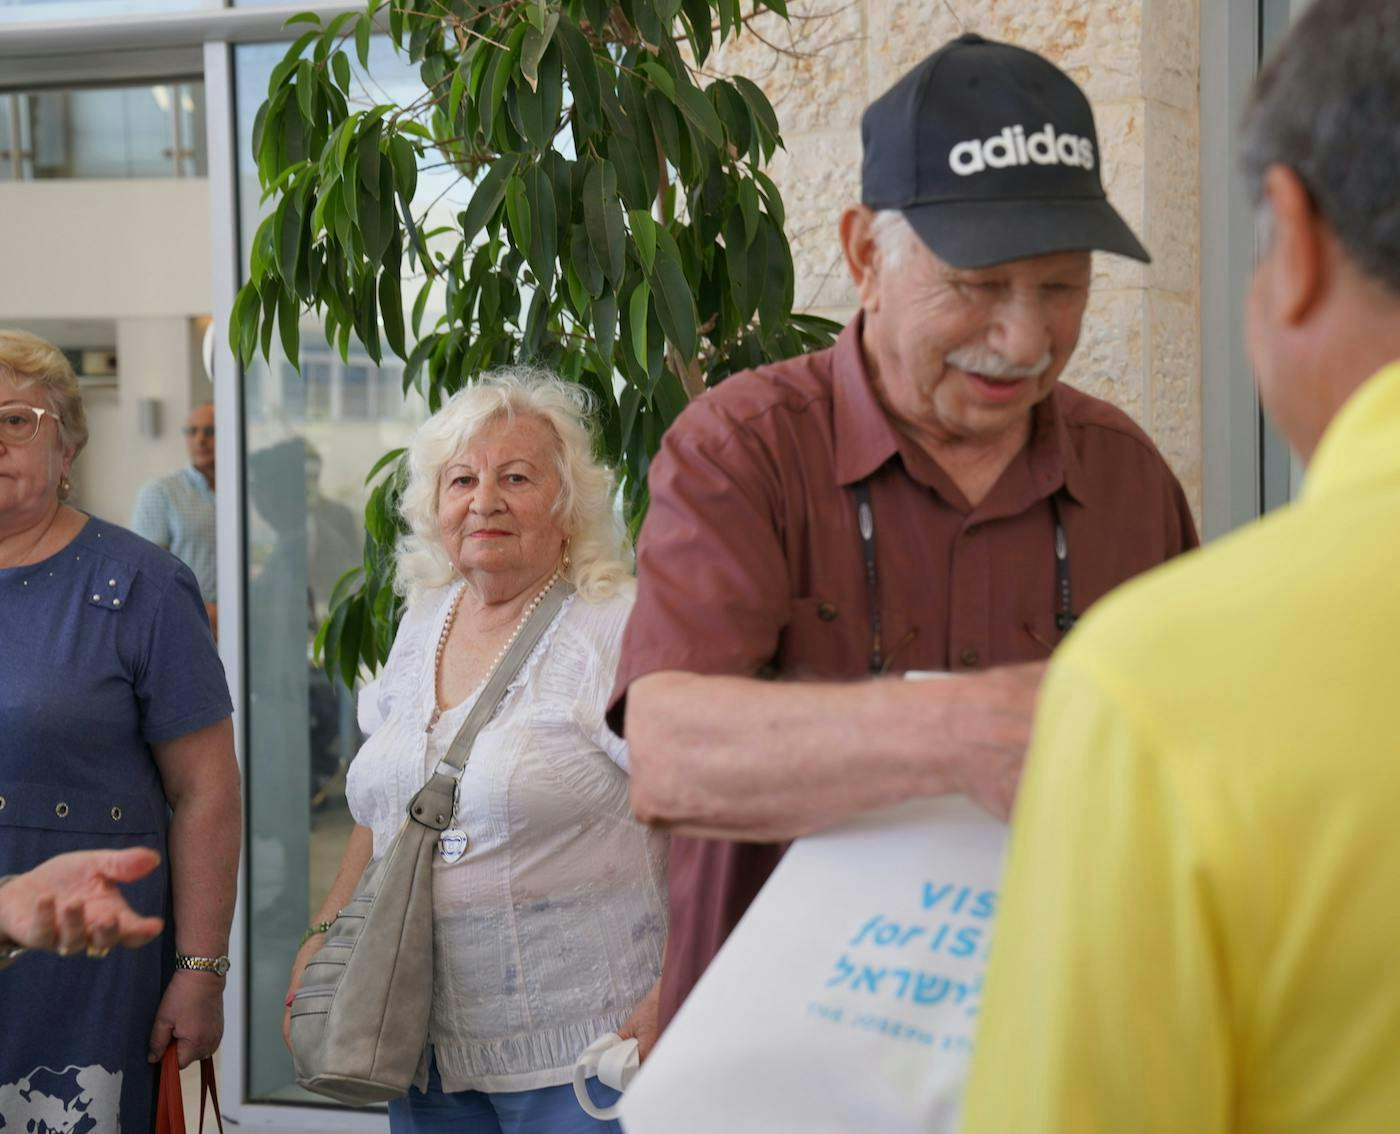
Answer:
[{"left": 0, "top": 331, "right": 241, "bottom": 1130}]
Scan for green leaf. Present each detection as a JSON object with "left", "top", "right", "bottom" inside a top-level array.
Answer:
[
  {"left": 523, "top": 161, "right": 558, "bottom": 291},
  {"left": 649, "top": 228, "right": 697, "bottom": 359},
  {"left": 274, "top": 195, "right": 304, "bottom": 284},
  {"left": 569, "top": 224, "right": 605, "bottom": 297},
  {"left": 379, "top": 271, "right": 406, "bottom": 359},
  {"left": 673, "top": 77, "right": 724, "bottom": 148},
  {"left": 504, "top": 174, "right": 531, "bottom": 251},
  {"left": 284, "top": 10, "right": 321, "bottom": 27},
  {"left": 738, "top": 178, "right": 760, "bottom": 247},
  {"left": 331, "top": 49, "right": 352, "bottom": 95},
  {"left": 358, "top": 120, "right": 382, "bottom": 198},
  {"left": 753, "top": 169, "right": 786, "bottom": 230},
  {"left": 556, "top": 16, "right": 602, "bottom": 132},
  {"left": 638, "top": 61, "right": 676, "bottom": 101},
  {"left": 583, "top": 159, "right": 625, "bottom": 284},
  {"left": 519, "top": 10, "right": 559, "bottom": 92},
  {"left": 277, "top": 287, "right": 300, "bottom": 367},
  {"left": 365, "top": 447, "right": 405, "bottom": 485},
  {"left": 592, "top": 289, "right": 617, "bottom": 361},
  {"left": 355, "top": 12, "right": 371, "bottom": 69},
  {"left": 628, "top": 209, "right": 656, "bottom": 274},
  {"left": 733, "top": 75, "right": 781, "bottom": 147},
  {"left": 411, "top": 278, "right": 433, "bottom": 337},
  {"left": 459, "top": 154, "right": 520, "bottom": 245},
  {"left": 388, "top": 133, "right": 418, "bottom": 203},
  {"left": 627, "top": 280, "right": 650, "bottom": 369},
  {"left": 295, "top": 60, "right": 315, "bottom": 122}
]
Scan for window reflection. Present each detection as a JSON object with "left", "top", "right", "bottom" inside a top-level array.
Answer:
[
  {"left": 235, "top": 37, "right": 444, "bottom": 1103},
  {"left": 0, "top": 82, "right": 206, "bottom": 179}
]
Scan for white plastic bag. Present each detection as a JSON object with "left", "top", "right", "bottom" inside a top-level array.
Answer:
[{"left": 619, "top": 795, "right": 1006, "bottom": 1134}]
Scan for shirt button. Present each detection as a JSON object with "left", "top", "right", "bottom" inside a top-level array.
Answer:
[
  {"left": 817, "top": 602, "right": 838, "bottom": 622},
  {"left": 959, "top": 646, "right": 980, "bottom": 667}
]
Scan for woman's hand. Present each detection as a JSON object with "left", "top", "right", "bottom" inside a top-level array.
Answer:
[
  {"left": 617, "top": 978, "right": 663, "bottom": 1062},
  {"left": 282, "top": 933, "right": 327, "bottom": 1050},
  {"left": 148, "top": 970, "right": 225, "bottom": 1069},
  {"left": 0, "top": 847, "right": 164, "bottom": 955}
]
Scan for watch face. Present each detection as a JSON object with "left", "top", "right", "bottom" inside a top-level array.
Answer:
[{"left": 214, "top": 957, "right": 231, "bottom": 976}]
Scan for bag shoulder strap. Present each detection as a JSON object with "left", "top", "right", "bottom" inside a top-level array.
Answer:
[{"left": 438, "top": 578, "right": 573, "bottom": 773}]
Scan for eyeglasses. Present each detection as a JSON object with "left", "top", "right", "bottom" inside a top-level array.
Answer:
[
  {"left": 0, "top": 403, "right": 61, "bottom": 446},
  {"left": 183, "top": 425, "right": 216, "bottom": 439}
]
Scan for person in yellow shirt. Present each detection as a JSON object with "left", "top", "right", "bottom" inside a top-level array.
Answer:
[{"left": 961, "top": 1, "right": 1400, "bottom": 1131}]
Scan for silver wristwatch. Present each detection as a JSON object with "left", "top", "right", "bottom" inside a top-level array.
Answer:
[{"left": 175, "top": 953, "right": 231, "bottom": 977}]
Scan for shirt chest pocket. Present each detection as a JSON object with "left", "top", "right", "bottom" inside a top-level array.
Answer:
[{"left": 776, "top": 596, "right": 873, "bottom": 680}]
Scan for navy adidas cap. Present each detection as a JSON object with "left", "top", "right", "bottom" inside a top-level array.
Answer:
[{"left": 861, "top": 33, "right": 1150, "bottom": 267}]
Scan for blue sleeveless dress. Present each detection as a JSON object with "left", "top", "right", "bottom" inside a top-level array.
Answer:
[{"left": 0, "top": 516, "right": 232, "bottom": 1130}]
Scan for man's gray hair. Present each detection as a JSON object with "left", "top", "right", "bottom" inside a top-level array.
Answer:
[
  {"left": 1242, "top": 0, "right": 1400, "bottom": 292},
  {"left": 869, "top": 209, "right": 924, "bottom": 272}
]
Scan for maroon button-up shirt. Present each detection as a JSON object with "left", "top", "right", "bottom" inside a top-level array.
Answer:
[{"left": 609, "top": 318, "right": 1198, "bottom": 1031}]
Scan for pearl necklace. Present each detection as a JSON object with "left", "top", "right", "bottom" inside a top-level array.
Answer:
[{"left": 426, "top": 571, "right": 560, "bottom": 733}]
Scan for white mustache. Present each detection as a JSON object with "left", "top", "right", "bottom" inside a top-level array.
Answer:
[{"left": 945, "top": 346, "right": 1053, "bottom": 380}]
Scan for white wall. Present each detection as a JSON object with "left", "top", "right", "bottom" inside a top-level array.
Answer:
[{"left": 0, "top": 178, "right": 212, "bottom": 524}]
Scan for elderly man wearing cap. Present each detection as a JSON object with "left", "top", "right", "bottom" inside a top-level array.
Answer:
[{"left": 607, "top": 34, "right": 1198, "bottom": 1047}]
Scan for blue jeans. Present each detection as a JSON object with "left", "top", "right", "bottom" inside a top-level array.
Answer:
[{"left": 388, "top": 1056, "right": 623, "bottom": 1134}]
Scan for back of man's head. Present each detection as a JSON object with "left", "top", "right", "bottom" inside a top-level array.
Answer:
[{"left": 1243, "top": 0, "right": 1400, "bottom": 296}]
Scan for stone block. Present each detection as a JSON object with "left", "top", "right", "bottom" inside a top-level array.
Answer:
[
  {"left": 704, "top": 0, "right": 870, "bottom": 136},
  {"left": 1142, "top": 0, "right": 1199, "bottom": 112},
  {"left": 1142, "top": 99, "right": 1198, "bottom": 295},
  {"left": 767, "top": 129, "right": 865, "bottom": 312},
  {"left": 1060, "top": 286, "right": 1147, "bottom": 426},
  {"left": 1090, "top": 100, "right": 1149, "bottom": 291},
  {"left": 1146, "top": 287, "right": 1201, "bottom": 510}
]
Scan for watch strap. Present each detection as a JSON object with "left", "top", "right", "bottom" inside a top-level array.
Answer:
[{"left": 175, "top": 953, "right": 230, "bottom": 975}]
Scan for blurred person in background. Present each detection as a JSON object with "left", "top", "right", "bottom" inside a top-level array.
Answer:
[
  {"left": 964, "top": 1, "right": 1400, "bottom": 1129},
  {"left": 0, "top": 330, "right": 240, "bottom": 1127},
  {"left": 131, "top": 400, "right": 219, "bottom": 635}
]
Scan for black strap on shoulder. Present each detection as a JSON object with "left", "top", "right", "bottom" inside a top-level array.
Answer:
[{"left": 852, "top": 481, "right": 883, "bottom": 674}]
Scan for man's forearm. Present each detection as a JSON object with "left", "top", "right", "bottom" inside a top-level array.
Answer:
[{"left": 626, "top": 666, "right": 1042, "bottom": 839}]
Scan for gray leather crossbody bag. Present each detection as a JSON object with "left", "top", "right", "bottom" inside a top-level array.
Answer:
[{"left": 288, "top": 579, "right": 572, "bottom": 1104}]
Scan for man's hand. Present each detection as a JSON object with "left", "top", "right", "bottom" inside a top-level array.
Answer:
[
  {"left": 945, "top": 662, "right": 1048, "bottom": 821},
  {"left": 148, "top": 970, "right": 225, "bottom": 1068},
  {"left": 0, "top": 847, "right": 164, "bottom": 955},
  {"left": 617, "top": 978, "right": 663, "bottom": 1062}
]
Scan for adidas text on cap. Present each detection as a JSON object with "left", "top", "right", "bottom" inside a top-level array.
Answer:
[{"left": 861, "top": 33, "right": 1150, "bottom": 268}]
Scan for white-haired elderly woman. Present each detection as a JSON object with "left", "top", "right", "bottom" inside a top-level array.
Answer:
[
  {"left": 285, "top": 369, "right": 666, "bottom": 1133},
  {"left": 0, "top": 330, "right": 239, "bottom": 1125}
]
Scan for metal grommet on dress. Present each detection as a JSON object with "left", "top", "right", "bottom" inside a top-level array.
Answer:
[
  {"left": 111, "top": 806, "right": 123, "bottom": 821},
  {"left": 55, "top": 802, "right": 70, "bottom": 818},
  {"left": 0, "top": 795, "right": 6, "bottom": 811}
]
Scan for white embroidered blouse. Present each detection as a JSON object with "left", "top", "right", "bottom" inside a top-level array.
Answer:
[{"left": 346, "top": 582, "right": 668, "bottom": 1093}]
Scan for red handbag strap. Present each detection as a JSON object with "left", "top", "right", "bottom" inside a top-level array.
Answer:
[{"left": 156, "top": 1046, "right": 224, "bottom": 1134}]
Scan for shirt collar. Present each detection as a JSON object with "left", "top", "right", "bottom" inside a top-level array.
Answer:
[
  {"left": 181, "top": 464, "right": 215, "bottom": 496},
  {"left": 831, "top": 314, "right": 1082, "bottom": 506},
  {"left": 1302, "top": 361, "right": 1400, "bottom": 503}
]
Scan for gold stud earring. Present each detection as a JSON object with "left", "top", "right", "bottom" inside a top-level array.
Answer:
[{"left": 561, "top": 540, "right": 572, "bottom": 572}]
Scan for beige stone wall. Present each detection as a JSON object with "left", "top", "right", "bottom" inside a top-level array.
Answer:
[{"left": 706, "top": 0, "right": 1202, "bottom": 513}]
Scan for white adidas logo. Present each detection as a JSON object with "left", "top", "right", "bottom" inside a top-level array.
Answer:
[{"left": 949, "top": 123, "right": 1095, "bottom": 176}]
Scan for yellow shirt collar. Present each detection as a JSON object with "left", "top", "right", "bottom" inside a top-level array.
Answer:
[{"left": 1302, "top": 361, "right": 1400, "bottom": 502}]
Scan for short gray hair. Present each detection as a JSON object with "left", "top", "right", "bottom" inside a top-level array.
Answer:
[
  {"left": 395, "top": 367, "right": 631, "bottom": 606},
  {"left": 869, "top": 209, "right": 924, "bottom": 272},
  {"left": 1242, "top": 0, "right": 1400, "bottom": 292}
]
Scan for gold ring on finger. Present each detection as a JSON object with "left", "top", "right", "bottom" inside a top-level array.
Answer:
[
  {"left": 57, "top": 945, "right": 79, "bottom": 957},
  {"left": 86, "top": 945, "right": 111, "bottom": 959}
]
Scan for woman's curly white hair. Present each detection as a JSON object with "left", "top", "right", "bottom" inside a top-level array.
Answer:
[{"left": 395, "top": 367, "right": 632, "bottom": 607}]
